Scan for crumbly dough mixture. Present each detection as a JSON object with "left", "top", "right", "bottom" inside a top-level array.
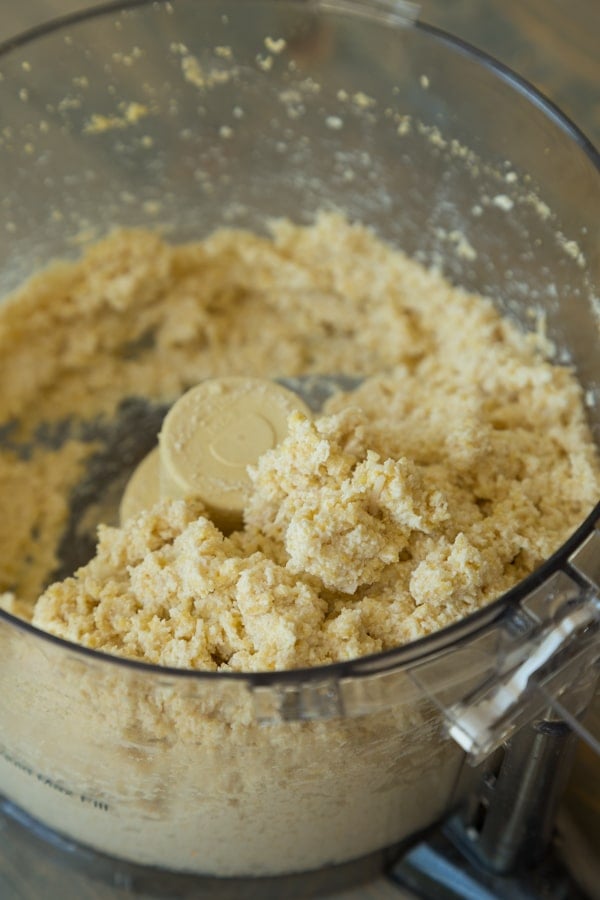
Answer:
[{"left": 1, "top": 215, "right": 599, "bottom": 669}]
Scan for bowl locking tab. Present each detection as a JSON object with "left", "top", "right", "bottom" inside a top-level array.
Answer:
[
  {"left": 409, "top": 526, "right": 600, "bottom": 764},
  {"left": 390, "top": 528, "right": 600, "bottom": 899}
]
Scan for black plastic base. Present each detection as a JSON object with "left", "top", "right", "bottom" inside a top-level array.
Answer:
[
  {"left": 2, "top": 794, "right": 592, "bottom": 900},
  {"left": 0, "top": 795, "right": 401, "bottom": 899},
  {"left": 388, "top": 819, "right": 589, "bottom": 900}
]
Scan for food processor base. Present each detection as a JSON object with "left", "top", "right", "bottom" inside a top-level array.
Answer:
[
  {"left": 389, "top": 715, "right": 594, "bottom": 900},
  {"left": 0, "top": 795, "right": 403, "bottom": 900},
  {"left": 2, "top": 793, "right": 590, "bottom": 900},
  {"left": 388, "top": 823, "right": 588, "bottom": 900}
]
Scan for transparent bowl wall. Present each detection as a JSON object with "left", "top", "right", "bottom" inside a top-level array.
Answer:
[{"left": 0, "top": 0, "right": 599, "bottom": 879}]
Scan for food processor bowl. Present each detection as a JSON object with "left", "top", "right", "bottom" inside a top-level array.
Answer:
[{"left": 0, "top": 0, "right": 598, "bottom": 887}]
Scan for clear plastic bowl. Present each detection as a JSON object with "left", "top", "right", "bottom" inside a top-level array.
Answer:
[{"left": 0, "top": 0, "right": 598, "bottom": 885}]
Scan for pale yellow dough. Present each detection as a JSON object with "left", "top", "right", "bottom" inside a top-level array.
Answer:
[{"left": 0, "top": 215, "right": 598, "bottom": 670}]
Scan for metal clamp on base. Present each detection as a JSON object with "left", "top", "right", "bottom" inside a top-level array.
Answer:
[
  {"left": 388, "top": 824, "right": 587, "bottom": 900},
  {"left": 388, "top": 716, "right": 587, "bottom": 899}
]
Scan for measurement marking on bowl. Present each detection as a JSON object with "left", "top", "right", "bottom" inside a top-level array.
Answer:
[{"left": 0, "top": 744, "right": 109, "bottom": 812}]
